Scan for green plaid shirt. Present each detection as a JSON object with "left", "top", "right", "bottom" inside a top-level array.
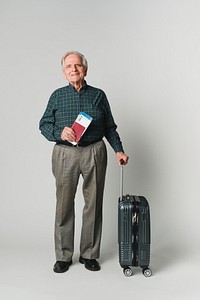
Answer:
[{"left": 39, "top": 82, "right": 124, "bottom": 153}]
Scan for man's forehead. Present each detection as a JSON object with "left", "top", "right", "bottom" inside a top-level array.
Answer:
[{"left": 64, "top": 54, "right": 82, "bottom": 64}]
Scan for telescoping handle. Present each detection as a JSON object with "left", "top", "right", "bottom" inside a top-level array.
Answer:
[{"left": 120, "top": 159, "right": 124, "bottom": 200}]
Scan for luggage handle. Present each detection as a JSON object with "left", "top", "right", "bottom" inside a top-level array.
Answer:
[{"left": 120, "top": 159, "right": 124, "bottom": 200}]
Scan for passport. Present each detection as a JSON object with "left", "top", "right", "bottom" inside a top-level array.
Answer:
[{"left": 71, "top": 112, "right": 93, "bottom": 145}]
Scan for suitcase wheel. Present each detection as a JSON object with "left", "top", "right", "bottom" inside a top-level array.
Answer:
[
  {"left": 123, "top": 267, "right": 133, "bottom": 277},
  {"left": 142, "top": 268, "right": 152, "bottom": 277}
]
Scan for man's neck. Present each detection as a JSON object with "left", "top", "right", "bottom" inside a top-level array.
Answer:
[{"left": 70, "top": 80, "right": 84, "bottom": 92}]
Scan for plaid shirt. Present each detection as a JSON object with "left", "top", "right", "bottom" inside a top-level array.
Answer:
[{"left": 39, "top": 82, "right": 124, "bottom": 152}]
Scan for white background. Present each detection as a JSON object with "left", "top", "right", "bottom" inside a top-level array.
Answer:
[{"left": 0, "top": 0, "right": 200, "bottom": 299}]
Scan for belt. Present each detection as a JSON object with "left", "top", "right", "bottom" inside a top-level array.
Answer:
[{"left": 56, "top": 139, "right": 102, "bottom": 147}]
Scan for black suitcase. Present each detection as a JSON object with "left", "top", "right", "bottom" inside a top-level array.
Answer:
[{"left": 118, "top": 164, "right": 152, "bottom": 277}]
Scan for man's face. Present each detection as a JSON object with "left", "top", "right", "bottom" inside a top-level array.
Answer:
[{"left": 63, "top": 54, "right": 87, "bottom": 85}]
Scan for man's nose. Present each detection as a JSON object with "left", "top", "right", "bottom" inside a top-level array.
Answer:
[{"left": 72, "top": 64, "right": 77, "bottom": 71}]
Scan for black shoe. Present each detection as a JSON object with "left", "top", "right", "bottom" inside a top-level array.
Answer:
[
  {"left": 79, "top": 256, "right": 100, "bottom": 271},
  {"left": 53, "top": 260, "right": 72, "bottom": 273}
]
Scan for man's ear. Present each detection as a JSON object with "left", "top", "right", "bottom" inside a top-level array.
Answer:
[{"left": 62, "top": 69, "right": 67, "bottom": 79}]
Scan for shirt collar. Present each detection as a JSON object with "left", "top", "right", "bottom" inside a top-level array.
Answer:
[{"left": 68, "top": 81, "right": 88, "bottom": 93}]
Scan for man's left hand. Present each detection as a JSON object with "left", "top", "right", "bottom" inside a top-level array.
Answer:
[{"left": 116, "top": 152, "right": 129, "bottom": 165}]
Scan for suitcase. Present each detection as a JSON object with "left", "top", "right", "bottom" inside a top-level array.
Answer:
[{"left": 118, "top": 163, "right": 152, "bottom": 277}]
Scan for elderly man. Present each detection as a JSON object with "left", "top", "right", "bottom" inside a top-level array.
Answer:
[{"left": 39, "top": 51, "right": 128, "bottom": 273}]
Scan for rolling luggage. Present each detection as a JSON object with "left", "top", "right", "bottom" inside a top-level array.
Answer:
[{"left": 118, "top": 163, "right": 152, "bottom": 277}]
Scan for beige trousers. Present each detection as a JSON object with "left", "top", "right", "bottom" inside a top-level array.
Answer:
[{"left": 52, "top": 140, "right": 107, "bottom": 262}]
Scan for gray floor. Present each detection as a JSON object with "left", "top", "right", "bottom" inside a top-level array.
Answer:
[{"left": 1, "top": 241, "right": 199, "bottom": 300}]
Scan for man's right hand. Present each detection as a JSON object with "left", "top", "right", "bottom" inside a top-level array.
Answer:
[{"left": 61, "top": 127, "right": 76, "bottom": 143}]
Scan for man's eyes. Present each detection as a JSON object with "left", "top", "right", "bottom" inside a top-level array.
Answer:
[{"left": 66, "top": 64, "right": 83, "bottom": 69}]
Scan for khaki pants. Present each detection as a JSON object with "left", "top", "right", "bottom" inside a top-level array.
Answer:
[{"left": 52, "top": 140, "right": 107, "bottom": 261}]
